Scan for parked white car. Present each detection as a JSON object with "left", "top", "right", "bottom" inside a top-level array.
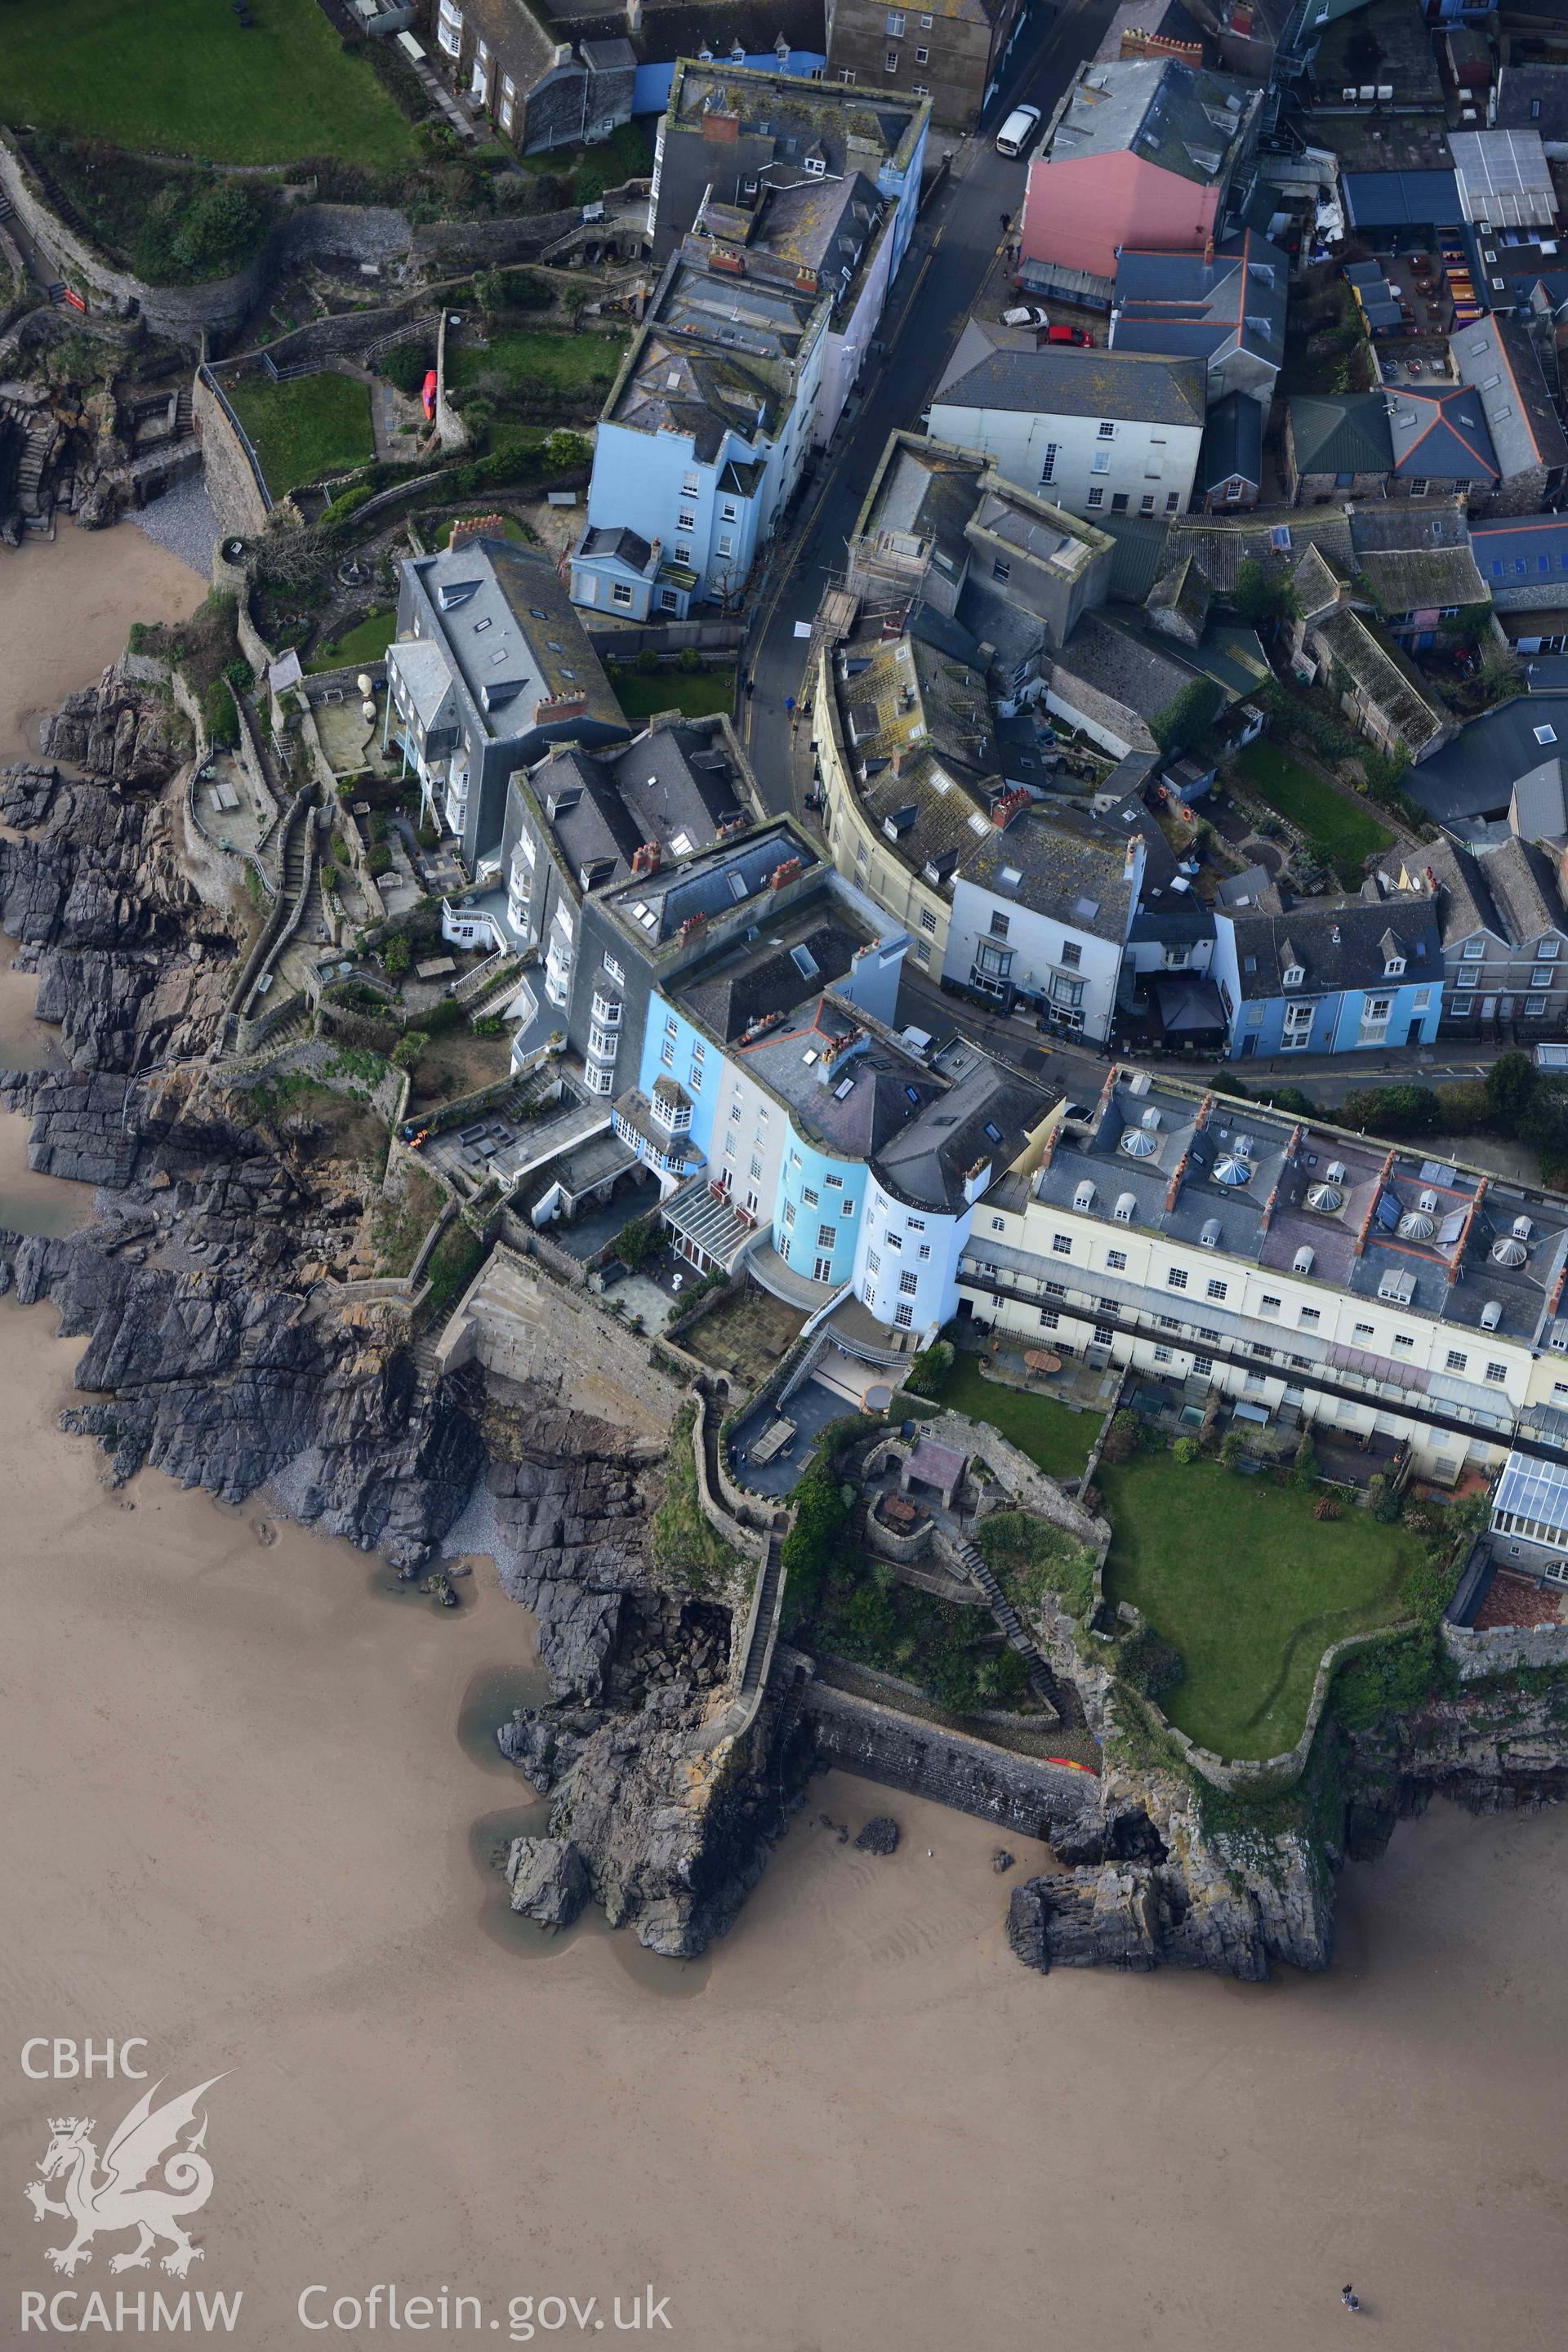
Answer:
[
  {"left": 996, "top": 105, "right": 1040, "bottom": 158},
  {"left": 1001, "top": 303, "right": 1049, "bottom": 330}
]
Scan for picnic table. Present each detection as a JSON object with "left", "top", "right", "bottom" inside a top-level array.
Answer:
[
  {"left": 1023, "top": 1348, "right": 1062, "bottom": 1377},
  {"left": 750, "top": 1415, "right": 796, "bottom": 1466}
]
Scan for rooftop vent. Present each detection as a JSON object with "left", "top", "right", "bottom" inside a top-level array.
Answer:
[
  {"left": 1141, "top": 1106, "right": 1161, "bottom": 1130},
  {"left": 1306, "top": 1183, "right": 1343, "bottom": 1214},
  {"left": 1419, "top": 1188, "right": 1439, "bottom": 1214},
  {"left": 1121, "top": 1126, "right": 1157, "bottom": 1158},
  {"left": 1481, "top": 1299, "right": 1503, "bottom": 1330},
  {"left": 1294, "top": 1245, "right": 1316, "bottom": 1275},
  {"left": 1492, "top": 1236, "right": 1528, "bottom": 1267},
  {"left": 1513, "top": 1214, "right": 1534, "bottom": 1241},
  {"left": 1200, "top": 1217, "right": 1223, "bottom": 1247},
  {"left": 1326, "top": 1160, "right": 1348, "bottom": 1184},
  {"left": 1378, "top": 1268, "right": 1416, "bottom": 1305}
]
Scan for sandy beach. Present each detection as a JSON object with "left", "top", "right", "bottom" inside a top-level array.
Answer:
[
  {"left": 0, "top": 1280, "right": 1564, "bottom": 2352},
  {"left": 0, "top": 523, "right": 203, "bottom": 763}
]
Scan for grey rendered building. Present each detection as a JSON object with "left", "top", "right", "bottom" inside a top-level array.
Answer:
[{"left": 385, "top": 533, "right": 626, "bottom": 871}]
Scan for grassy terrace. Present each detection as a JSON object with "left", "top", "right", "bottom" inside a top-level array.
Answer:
[
  {"left": 610, "top": 667, "right": 737, "bottom": 723},
  {"left": 225, "top": 371, "right": 374, "bottom": 498},
  {"left": 1101, "top": 1458, "right": 1418, "bottom": 1759},
  {"left": 445, "top": 327, "right": 627, "bottom": 399},
  {"left": 307, "top": 609, "right": 397, "bottom": 675},
  {"left": 0, "top": 0, "right": 421, "bottom": 167},
  {"left": 933, "top": 1356, "right": 1097, "bottom": 1483},
  {"left": 1230, "top": 741, "right": 1396, "bottom": 885}
]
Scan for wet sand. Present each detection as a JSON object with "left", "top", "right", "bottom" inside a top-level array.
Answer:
[
  {"left": 0, "top": 523, "right": 203, "bottom": 761},
  {"left": 0, "top": 1272, "right": 1565, "bottom": 2351}
]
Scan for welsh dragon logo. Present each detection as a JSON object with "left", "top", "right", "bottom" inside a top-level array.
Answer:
[{"left": 24, "top": 2076, "right": 225, "bottom": 2278}]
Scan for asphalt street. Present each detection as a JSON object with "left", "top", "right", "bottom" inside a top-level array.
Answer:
[{"left": 740, "top": 0, "right": 1123, "bottom": 813}]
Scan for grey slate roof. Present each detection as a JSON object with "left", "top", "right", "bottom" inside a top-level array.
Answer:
[
  {"left": 1197, "top": 390, "right": 1263, "bottom": 492},
  {"left": 1405, "top": 696, "right": 1568, "bottom": 829},
  {"left": 1386, "top": 381, "right": 1499, "bottom": 485},
  {"left": 1045, "top": 56, "right": 1256, "bottom": 186},
  {"left": 934, "top": 324, "right": 1206, "bottom": 428},
  {"left": 874, "top": 1048, "right": 1052, "bottom": 1214},
  {"left": 1111, "top": 233, "right": 1288, "bottom": 374},
  {"left": 1050, "top": 608, "right": 1207, "bottom": 721},
  {"left": 1450, "top": 314, "right": 1568, "bottom": 481},
  {"left": 1493, "top": 65, "right": 1568, "bottom": 145},
  {"left": 1224, "top": 897, "right": 1442, "bottom": 1000}
]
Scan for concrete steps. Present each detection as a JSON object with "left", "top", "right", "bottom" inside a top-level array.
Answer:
[{"left": 952, "top": 1536, "right": 1061, "bottom": 1715}]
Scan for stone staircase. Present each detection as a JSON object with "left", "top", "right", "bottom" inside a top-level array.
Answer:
[
  {"left": 739, "top": 1528, "right": 786, "bottom": 1700},
  {"left": 453, "top": 948, "right": 526, "bottom": 1013},
  {"left": 951, "top": 1536, "right": 1061, "bottom": 1716}
]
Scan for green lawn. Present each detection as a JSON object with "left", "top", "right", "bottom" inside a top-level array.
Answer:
[
  {"left": 445, "top": 327, "right": 627, "bottom": 399},
  {"left": 933, "top": 1355, "right": 1097, "bottom": 1483},
  {"left": 0, "top": 0, "right": 421, "bottom": 167},
  {"left": 1230, "top": 741, "right": 1395, "bottom": 885},
  {"left": 1101, "top": 1458, "right": 1418, "bottom": 1759},
  {"left": 225, "top": 371, "right": 374, "bottom": 498},
  {"left": 611, "top": 668, "right": 737, "bottom": 723},
  {"left": 307, "top": 608, "right": 397, "bottom": 674}
]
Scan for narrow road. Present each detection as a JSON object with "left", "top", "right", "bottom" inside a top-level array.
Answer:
[{"left": 741, "top": 0, "right": 1121, "bottom": 813}]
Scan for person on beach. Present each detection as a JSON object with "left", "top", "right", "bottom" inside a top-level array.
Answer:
[{"left": 1341, "top": 2286, "right": 1361, "bottom": 2314}]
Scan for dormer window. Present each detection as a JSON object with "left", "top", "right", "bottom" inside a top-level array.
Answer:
[
  {"left": 1384, "top": 956, "right": 1405, "bottom": 978},
  {"left": 1283, "top": 964, "right": 1304, "bottom": 989}
]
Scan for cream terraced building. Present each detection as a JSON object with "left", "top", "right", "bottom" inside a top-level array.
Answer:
[{"left": 957, "top": 1066, "right": 1568, "bottom": 1484}]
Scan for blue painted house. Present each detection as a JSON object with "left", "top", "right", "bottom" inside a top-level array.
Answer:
[{"left": 1212, "top": 898, "right": 1444, "bottom": 1059}]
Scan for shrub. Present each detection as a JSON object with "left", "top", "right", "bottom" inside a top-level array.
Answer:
[
  {"left": 368, "top": 842, "right": 393, "bottom": 877},
  {"left": 1293, "top": 1435, "right": 1320, "bottom": 1492},
  {"left": 319, "top": 483, "right": 375, "bottom": 536},
  {"left": 615, "top": 1212, "right": 662, "bottom": 1272},
  {"left": 472, "top": 1014, "right": 505, "bottom": 1038},
  {"left": 225, "top": 656, "right": 255, "bottom": 697},
  {"left": 203, "top": 677, "right": 239, "bottom": 749},
  {"left": 1365, "top": 1473, "right": 1402, "bottom": 1524},
  {"left": 382, "top": 934, "right": 412, "bottom": 978},
  {"left": 903, "top": 1337, "right": 955, "bottom": 1399},
  {"left": 1486, "top": 1050, "right": 1537, "bottom": 1124},
  {"left": 1218, "top": 1428, "right": 1247, "bottom": 1470},
  {"left": 392, "top": 1034, "right": 424, "bottom": 1071},
  {"left": 1172, "top": 1434, "right": 1200, "bottom": 1466},
  {"left": 1101, "top": 1407, "right": 1142, "bottom": 1465},
  {"left": 1313, "top": 1494, "right": 1343, "bottom": 1521},
  {"left": 676, "top": 647, "right": 703, "bottom": 674}
]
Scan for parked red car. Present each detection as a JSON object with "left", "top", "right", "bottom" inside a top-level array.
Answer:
[{"left": 1043, "top": 324, "right": 1092, "bottom": 346}]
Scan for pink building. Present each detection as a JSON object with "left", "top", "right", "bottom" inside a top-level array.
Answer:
[{"left": 1018, "top": 58, "right": 1258, "bottom": 297}]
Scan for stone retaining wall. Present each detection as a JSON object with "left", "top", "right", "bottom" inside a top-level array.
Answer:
[
  {"left": 194, "top": 368, "right": 271, "bottom": 540},
  {"left": 1442, "top": 1618, "right": 1568, "bottom": 1677},
  {"left": 801, "top": 1670, "right": 1099, "bottom": 1839},
  {"left": 0, "top": 133, "right": 413, "bottom": 345},
  {"left": 438, "top": 1241, "right": 679, "bottom": 1441}
]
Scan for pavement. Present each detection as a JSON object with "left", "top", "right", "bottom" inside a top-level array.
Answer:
[{"left": 738, "top": 0, "right": 1123, "bottom": 817}]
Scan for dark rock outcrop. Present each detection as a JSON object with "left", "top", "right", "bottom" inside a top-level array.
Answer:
[{"left": 506, "top": 1837, "right": 590, "bottom": 1930}]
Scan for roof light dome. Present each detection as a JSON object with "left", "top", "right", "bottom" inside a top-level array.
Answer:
[
  {"left": 1121, "top": 1126, "right": 1157, "bottom": 1158},
  {"left": 1306, "top": 1183, "right": 1343, "bottom": 1213},
  {"left": 1492, "top": 1236, "right": 1528, "bottom": 1267},
  {"left": 1398, "top": 1211, "right": 1437, "bottom": 1242},
  {"left": 1213, "top": 1153, "right": 1254, "bottom": 1187}
]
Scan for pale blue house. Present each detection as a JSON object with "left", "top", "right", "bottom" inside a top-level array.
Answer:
[{"left": 1213, "top": 898, "right": 1445, "bottom": 1060}]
